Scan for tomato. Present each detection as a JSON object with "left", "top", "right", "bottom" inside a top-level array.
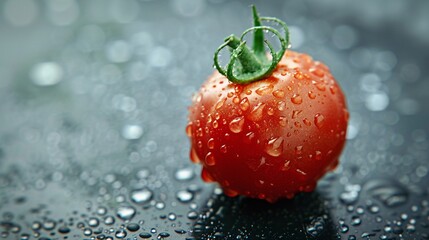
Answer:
[{"left": 186, "top": 6, "right": 348, "bottom": 202}]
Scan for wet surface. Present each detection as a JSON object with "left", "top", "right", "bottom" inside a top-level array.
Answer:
[{"left": 1, "top": 0, "right": 429, "bottom": 239}]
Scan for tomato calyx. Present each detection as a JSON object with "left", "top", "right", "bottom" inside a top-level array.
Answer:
[{"left": 213, "top": 5, "right": 290, "bottom": 84}]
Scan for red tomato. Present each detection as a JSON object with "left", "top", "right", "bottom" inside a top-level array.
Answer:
[{"left": 187, "top": 50, "right": 348, "bottom": 202}]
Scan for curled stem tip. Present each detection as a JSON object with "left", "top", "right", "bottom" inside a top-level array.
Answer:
[{"left": 214, "top": 5, "right": 289, "bottom": 84}]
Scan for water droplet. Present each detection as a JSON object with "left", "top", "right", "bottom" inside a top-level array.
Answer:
[
  {"left": 229, "top": 116, "right": 245, "bottom": 133},
  {"left": 139, "top": 232, "right": 152, "bottom": 238},
  {"left": 158, "top": 232, "right": 170, "bottom": 238},
  {"left": 315, "top": 151, "right": 322, "bottom": 160},
  {"left": 310, "top": 68, "right": 325, "bottom": 77},
  {"left": 30, "top": 62, "right": 63, "bottom": 86},
  {"left": 88, "top": 217, "right": 99, "bottom": 227},
  {"left": 249, "top": 103, "right": 265, "bottom": 121},
  {"left": 187, "top": 211, "right": 198, "bottom": 220},
  {"left": 292, "top": 110, "right": 302, "bottom": 119},
  {"left": 130, "top": 188, "right": 153, "bottom": 204},
  {"left": 364, "top": 179, "right": 409, "bottom": 207},
  {"left": 277, "top": 101, "right": 285, "bottom": 111},
  {"left": 127, "top": 223, "right": 140, "bottom": 232},
  {"left": 315, "top": 82, "right": 326, "bottom": 91},
  {"left": 308, "top": 91, "right": 316, "bottom": 99},
  {"left": 121, "top": 124, "right": 143, "bottom": 140},
  {"left": 168, "top": 213, "right": 177, "bottom": 221},
  {"left": 272, "top": 89, "right": 285, "bottom": 98},
  {"left": 176, "top": 190, "right": 193, "bottom": 203},
  {"left": 291, "top": 94, "right": 302, "bottom": 104},
  {"left": 115, "top": 229, "right": 127, "bottom": 238},
  {"left": 306, "top": 217, "right": 325, "bottom": 237},
  {"left": 339, "top": 184, "right": 361, "bottom": 205},
  {"left": 265, "top": 137, "right": 284, "bottom": 157},
  {"left": 220, "top": 145, "right": 227, "bottom": 153},
  {"left": 256, "top": 85, "right": 273, "bottom": 95},
  {"left": 104, "top": 216, "right": 115, "bottom": 225},
  {"left": 329, "top": 86, "right": 336, "bottom": 95},
  {"left": 294, "top": 72, "right": 304, "bottom": 80},
  {"left": 314, "top": 114, "right": 325, "bottom": 128},
  {"left": 351, "top": 216, "right": 361, "bottom": 226},
  {"left": 239, "top": 97, "right": 250, "bottom": 111},
  {"left": 205, "top": 152, "right": 216, "bottom": 166},
  {"left": 279, "top": 116, "right": 287, "bottom": 127},
  {"left": 295, "top": 146, "right": 303, "bottom": 155},
  {"left": 207, "top": 138, "right": 215, "bottom": 149},
  {"left": 212, "top": 120, "right": 219, "bottom": 128},
  {"left": 215, "top": 98, "right": 226, "bottom": 110},
  {"left": 175, "top": 168, "right": 194, "bottom": 181},
  {"left": 116, "top": 206, "right": 136, "bottom": 221},
  {"left": 186, "top": 123, "right": 193, "bottom": 137},
  {"left": 303, "top": 118, "right": 311, "bottom": 126}
]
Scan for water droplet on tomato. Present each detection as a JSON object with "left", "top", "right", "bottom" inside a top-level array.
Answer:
[
  {"left": 315, "top": 151, "right": 322, "bottom": 160},
  {"left": 308, "top": 91, "right": 316, "bottom": 99},
  {"left": 291, "top": 94, "right": 302, "bottom": 104},
  {"left": 279, "top": 116, "right": 287, "bottom": 127},
  {"left": 282, "top": 160, "right": 291, "bottom": 171},
  {"left": 277, "top": 101, "right": 285, "bottom": 111},
  {"left": 205, "top": 152, "right": 216, "bottom": 166},
  {"left": 329, "top": 86, "right": 336, "bottom": 94},
  {"left": 229, "top": 116, "right": 245, "bottom": 133},
  {"left": 315, "top": 82, "right": 326, "bottom": 91},
  {"left": 196, "top": 128, "right": 203, "bottom": 137},
  {"left": 233, "top": 97, "right": 240, "bottom": 104},
  {"left": 292, "top": 110, "right": 302, "bottom": 119},
  {"left": 265, "top": 137, "right": 284, "bottom": 157},
  {"left": 190, "top": 148, "right": 200, "bottom": 163},
  {"left": 220, "top": 145, "right": 227, "bottom": 153},
  {"left": 272, "top": 89, "right": 285, "bottom": 98},
  {"left": 215, "top": 98, "right": 226, "bottom": 110},
  {"left": 295, "top": 145, "right": 303, "bottom": 154},
  {"left": 294, "top": 72, "right": 304, "bottom": 80},
  {"left": 249, "top": 103, "right": 266, "bottom": 121},
  {"left": 245, "top": 89, "right": 252, "bottom": 95},
  {"left": 244, "top": 132, "right": 255, "bottom": 144},
  {"left": 303, "top": 118, "right": 311, "bottom": 126},
  {"left": 197, "top": 140, "right": 202, "bottom": 148},
  {"left": 212, "top": 120, "right": 218, "bottom": 128},
  {"left": 227, "top": 92, "right": 234, "bottom": 98},
  {"left": 294, "top": 121, "right": 302, "bottom": 128},
  {"left": 310, "top": 68, "right": 325, "bottom": 77},
  {"left": 267, "top": 107, "right": 274, "bottom": 115},
  {"left": 207, "top": 138, "right": 215, "bottom": 149},
  {"left": 239, "top": 97, "right": 249, "bottom": 111},
  {"left": 256, "top": 85, "right": 273, "bottom": 95},
  {"left": 314, "top": 114, "right": 325, "bottom": 128}
]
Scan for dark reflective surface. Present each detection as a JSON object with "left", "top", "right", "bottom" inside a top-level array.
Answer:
[{"left": 1, "top": 0, "right": 429, "bottom": 239}]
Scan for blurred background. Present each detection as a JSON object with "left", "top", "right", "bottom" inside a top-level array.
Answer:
[{"left": 0, "top": 0, "right": 428, "bottom": 239}]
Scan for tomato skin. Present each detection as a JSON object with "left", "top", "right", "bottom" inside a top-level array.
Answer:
[{"left": 187, "top": 50, "right": 348, "bottom": 202}]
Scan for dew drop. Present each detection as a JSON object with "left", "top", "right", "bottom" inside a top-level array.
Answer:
[
  {"left": 205, "top": 152, "right": 216, "bottom": 166},
  {"left": 256, "top": 85, "right": 273, "bottom": 95},
  {"left": 272, "top": 89, "right": 285, "bottom": 98},
  {"left": 244, "top": 132, "right": 255, "bottom": 144},
  {"left": 315, "top": 151, "right": 322, "bottom": 160},
  {"left": 294, "top": 72, "right": 304, "bottom": 80},
  {"left": 295, "top": 146, "right": 303, "bottom": 155},
  {"left": 364, "top": 179, "right": 409, "bottom": 207},
  {"left": 265, "top": 137, "right": 284, "bottom": 157},
  {"left": 308, "top": 91, "right": 316, "bottom": 99},
  {"left": 121, "top": 124, "right": 143, "bottom": 140},
  {"left": 329, "top": 86, "right": 336, "bottom": 95},
  {"left": 215, "top": 98, "right": 226, "bottom": 110},
  {"left": 310, "top": 68, "right": 325, "bottom": 77},
  {"left": 267, "top": 107, "right": 274, "bottom": 115},
  {"left": 220, "top": 144, "right": 227, "bottom": 153},
  {"left": 291, "top": 94, "right": 303, "bottom": 104},
  {"left": 277, "top": 101, "right": 285, "bottom": 111},
  {"left": 207, "top": 138, "right": 215, "bottom": 149},
  {"left": 314, "top": 114, "right": 325, "bottom": 128},
  {"left": 303, "top": 118, "right": 311, "bottom": 126},
  {"left": 279, "top": 116, "right": 287, "bottom": 127},
  {"left": 249, "top": 103, "right": 266, "bottom": 121},
  {"left": 212, "top": 120, "right": 219, "bottom": 128},
  {"left": 130, "top": 188, "right": 153, "bottom": 204},
  {"left": 292, "top": 110, "right": 302, "bottom": 119},
  {"left": 176, "top": 190, "right": 194, "bottom": 203},
  {"left": 175, "top": 168, "right": 195, "bottom": 181},
  {"left": 315, "top": 82, "right": 326, "bottom": 91},
  {"left": 115, "top": 229, "right": 127, "bottom": 238},
  {"left": 229, "top": 116, "right": 245, "bottom": 133},
  {"left": 239, "top": 97, "right": 250, "bottom": 111},
  {"left": 116, "top": 206, "right": 136, "bottom": 221}
]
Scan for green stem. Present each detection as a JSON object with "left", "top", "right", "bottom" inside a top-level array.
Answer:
[
  {"left": 225, "top": 35, "right": 263, "bottom": 74},
  {"left": 213, "top": 5, "right": 289, "bottom": 84}
]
